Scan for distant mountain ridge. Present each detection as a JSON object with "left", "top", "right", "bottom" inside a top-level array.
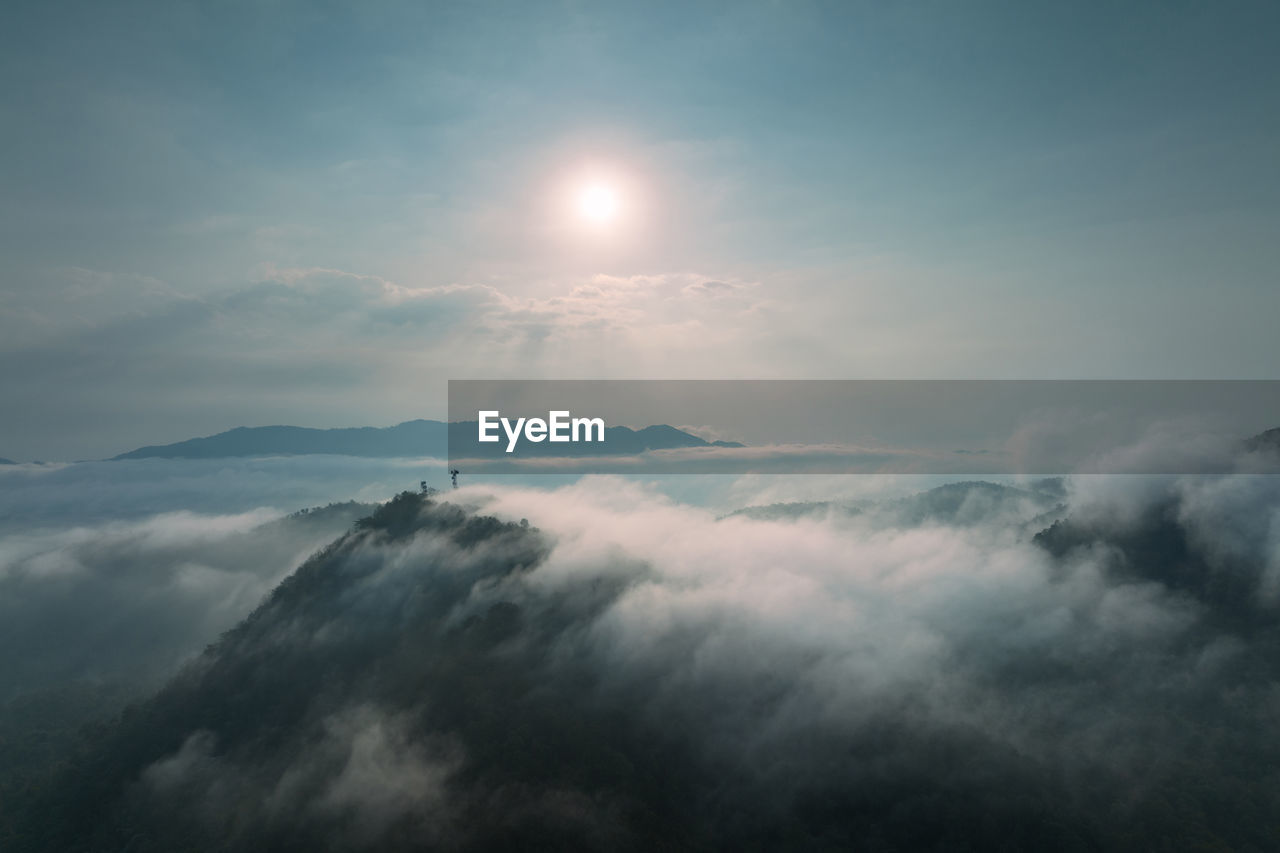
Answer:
[
  {"left": 1245, "top": 427, "right": 1280, "bottom": 454},
  {"left": 113, "top": 420, "right": 448, "bottom": 460},
  {"left": 722, "top": 480, "right": 1067, "bottom": 527},
  {"left": 112, "top": 419, "right": 742, "bottom": 460},
  {"left": 108, "top": 424, "right": 1280, "bottom": 465}
]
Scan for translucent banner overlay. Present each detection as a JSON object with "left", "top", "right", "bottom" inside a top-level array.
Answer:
[{"left": 447, "top": 380, "right": 1280, "bottom": 475}]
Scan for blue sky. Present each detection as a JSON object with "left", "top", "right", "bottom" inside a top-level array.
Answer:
[{"left": 2, "top": 0, "right": 1279, "bottom": 459}]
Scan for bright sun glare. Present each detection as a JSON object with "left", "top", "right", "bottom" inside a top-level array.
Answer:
[{"left": 577, "top": 183, "right": 620, "bottom": 224}]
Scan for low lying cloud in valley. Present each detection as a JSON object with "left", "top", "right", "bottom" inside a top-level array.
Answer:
[
  {"left": 0, "top": 502, "right": 369, "bottom": 699},
  {"left": 8, "top": 469, "right": 1277, "bottom": 850}
]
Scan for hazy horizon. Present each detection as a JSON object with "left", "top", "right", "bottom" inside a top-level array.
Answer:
[{"left": 4, "top": 1, "right": 1280, "bottom": 460}]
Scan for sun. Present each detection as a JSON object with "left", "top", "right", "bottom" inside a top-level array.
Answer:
[{"left": 577, "top": 183, "right": 621, "bottom": 224}]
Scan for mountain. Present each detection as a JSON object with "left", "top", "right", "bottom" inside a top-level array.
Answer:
[
  {"left": 722, "top": 480, "right": 1067, "bottom": 527},
  {"left": 112, "top": 420, "right": 449, "bottom": 460},
  {"left": 8, "top": 494, "right": 652, "bottom": 852},
  {"left": 1245, "top": 426, "right": 1280, "bottom": 454},
  {"left": 450, "top": 421, "right": 743, "bottom": 460},
  {"left": 722, "top": 500, "right": 864, "bottom": 522},
  {"left": 112, "top": 421, "right": 743, "bottom": 461},
  {"left": 11, "top": 487, "right": 1280, "bottom": 851}
]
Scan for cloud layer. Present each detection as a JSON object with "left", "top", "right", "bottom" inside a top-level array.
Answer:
[
  {"left": 14, "top": 473, "right": 1280, "bottom": 850},
  {"left": 0, "top": 502, "right": 370, "bottom": 700}
]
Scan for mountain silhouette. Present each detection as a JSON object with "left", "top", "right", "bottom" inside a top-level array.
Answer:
[
  {"left": 722, "top": 480, "right": 1066, "bottom": 527},
  {"left": 112, "top": 421, "right": 742, "bottom": 461},
  {"left": 112, "top": 421, "right": 449, "bottom": 460}
]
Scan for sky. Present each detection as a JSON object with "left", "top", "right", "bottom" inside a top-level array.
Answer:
[{"left": 2, "top": 0, "right": 1279, "bottom": 460}]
